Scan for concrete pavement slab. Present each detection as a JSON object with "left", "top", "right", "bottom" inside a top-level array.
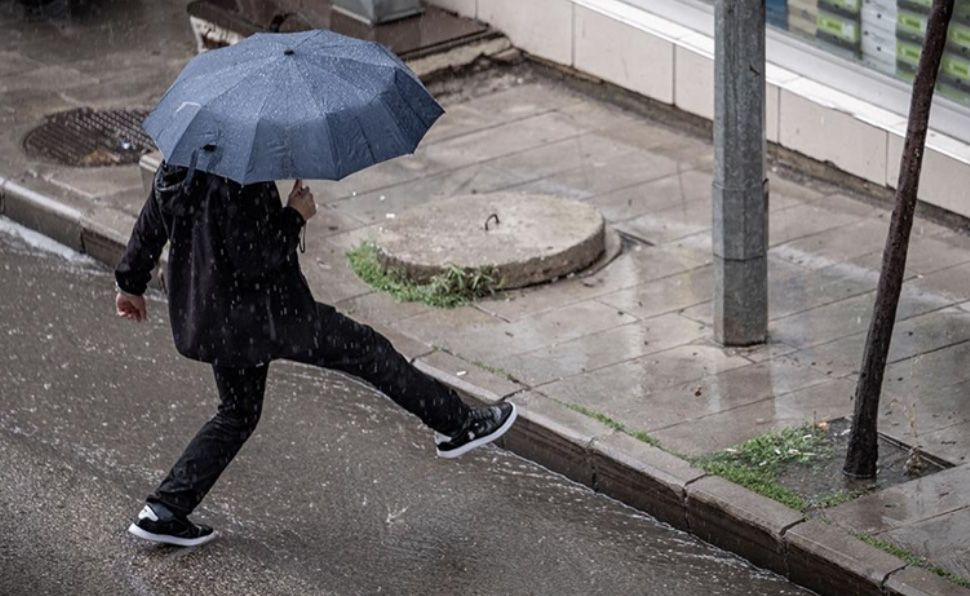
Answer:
[
  {"left": 476, "top": 244, "right": 708, "bottom": 322},
  {"left": 786, "top": 305, "right": 970, "bottom": 384},
  {"left": 541, "top": 354, "right": 833, "bottom": 439},
  {"left": 488, "top": 323, "right": 736, "bottom": 389},
  {"left": 449, "top": 80, "right": 584, "bottom": 123},
  {"left": 511, "top": 147, "right": 683, "bottom": 200},
  {"left": 336, "top": 291, "right": 433, "bottom": 326},
  {"left": 770, "top": 216, "right": 890, "bottom": 270},
  {"left": 882, "top": 509, "right": 970, "bottom": 580},
  {"left": 681, "top": 256, "right": 884, "bottom": 325},
  {"left": 597, "top": 264, "right": 714, "bottom": 320},
  {"left": 825, "top": 464, "right": 970, "bottom": 535},
  {"left": 615, "top": 196, "right": 713, "bottom": 245},
  {"left": 413, "top": 349, "right": 524, "bottom": 406},
  {"left": 595, "top": 118, "right": 714, "bottom": 168},
  {"left": 651, "top": 377, "right": 857, "bottom": 456},
  {"left": 328, "top": 163, "right": 528, "bottom": 224},
  {"left": 769, "top": 200, "right": 878, "bottom": 248},
  {"left": 401, "top": 300, "right": 637, "bottom": 362},
  {"left": 420, "top": 111, "right": 590, "bottom": 170},
  {"left": 918, "top": 422, "right": 970, "bottom": 465},
  {"left": 771, "top": 289, "right": 956, "bottom": 350},
  {"left": 485, "top": 131, "right": 635, "bottom": 182},
  {"left": 585, "top": 168, "right": 711, "bottom": 223}
]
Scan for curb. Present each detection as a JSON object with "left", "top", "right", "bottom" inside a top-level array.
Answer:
[{"left": 3, "top": 174, "right": 967, "bottom": 596}]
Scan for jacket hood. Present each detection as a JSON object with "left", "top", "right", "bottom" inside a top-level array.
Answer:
[
  {"left": 154, "top": 161, "right": 227, "bottom": 216},
  {"left": 154, "top": 162, "right": 192, "bottom": 213}
]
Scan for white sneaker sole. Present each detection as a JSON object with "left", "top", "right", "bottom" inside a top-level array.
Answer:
[
  {"left": 436, "top": 403, "right": 518, "bottom": 459},
  {"left": 127, "top": 523, "right": 218, "bottom": 547}
]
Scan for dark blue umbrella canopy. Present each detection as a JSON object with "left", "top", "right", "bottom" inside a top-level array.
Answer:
[{"left": 143, "top": 29, "right": 444, "bottom": 184}]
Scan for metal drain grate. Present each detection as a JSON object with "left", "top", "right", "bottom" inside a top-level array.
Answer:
[{"left": 23, "top": 108, "right": 155, "bottom": 167}]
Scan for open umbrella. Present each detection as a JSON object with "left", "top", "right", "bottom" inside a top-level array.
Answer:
[{"left": 143, "top": 29, "right": 443, "bottom": 184}]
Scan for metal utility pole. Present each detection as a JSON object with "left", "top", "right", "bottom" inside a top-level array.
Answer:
[
  {"left": 844, "top": 0, "right": 954, "bottom": 479},
  {"left": 713, "top": 0, "right": 769, "bottom": 346}
]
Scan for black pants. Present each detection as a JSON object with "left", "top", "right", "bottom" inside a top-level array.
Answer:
[{"left": 148, "top": 303, "right": 470, "bottom": 517}]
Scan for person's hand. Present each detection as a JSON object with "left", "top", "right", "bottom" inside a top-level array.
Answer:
[
  {"left": 287, "top": 179, "right": 316, "bottom": 222},
  {"left": 116, "top": 292, "right": 148, "bottom": 322}
]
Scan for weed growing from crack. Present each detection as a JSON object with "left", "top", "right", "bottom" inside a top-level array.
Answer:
[
  {"left": 471, "top": 359, "right": 520, "bottom": 383},
  {"left": 347, "top": 242, "right": 501, "bottom": 308},
  {"left": 855, "top": 533, "right": 970, "bottom": 589},
  {"left": 563, "top": 403, "right": 659, "bottom": 447}
]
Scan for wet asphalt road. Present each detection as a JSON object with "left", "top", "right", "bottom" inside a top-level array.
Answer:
[{"left": 0, "top": 219, "right": 811, "bottom": 595}]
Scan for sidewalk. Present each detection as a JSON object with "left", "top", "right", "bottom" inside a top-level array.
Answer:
[{"left": 2, "top": 3, "right": 970, "bottom": 594}]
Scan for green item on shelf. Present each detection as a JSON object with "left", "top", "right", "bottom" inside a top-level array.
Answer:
[
  {"left": 950, "top": 21, "right": 970, "bottom": 52},
  {"left": 943, "top": 52, "right": 970, "bottom": 81},
  {"left": 897, "top": 0, "right": 930, "bottom": 11},
  {"left": 896, "top": 65, "right": 916, "bottom": 83},
  {"left": 897, "top": 39, "right": 922, "bottom": 67},
  {"left": 897, "top": 9, "right": 929, "bottom": 38},
  {"left": 820, "top": 0, "right": 861, "bottom": 13},
  {"left": 818, "top": 11, "right": 861, "bottom": 42}
]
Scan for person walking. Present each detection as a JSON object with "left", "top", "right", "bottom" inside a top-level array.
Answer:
[{"left": 115, "top": 163, "right": 516, "bottom": 547}]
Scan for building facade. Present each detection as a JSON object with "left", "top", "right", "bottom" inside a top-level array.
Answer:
[{"left": 431, "top": 0, "right": 970, "bottom": 220}]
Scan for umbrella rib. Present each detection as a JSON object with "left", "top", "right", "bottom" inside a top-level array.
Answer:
[
  {"left": 302, "top": 53, "right": 398, "bottom": 80},
  {"left": 175, "top": 54, "right": 279, "bottom": 92},
  {"left": 167, "top": 59, "right": 279, "bottom": 159},
  {"left": 150, "top": 56, "right": 276, "bottom": 134},
  {"left": 300, "top": 58, "right": 391, "bottom": 106},
  {"left": 379, "top": 89, "right": 423, "bottom": 152},
  {"left": 240, "top": 82, "right": 281, "bottom": 181},
  {"left": 298, "top": 60, "right": 382, "bottom": 175},
  {"left": 201, "top": 59, "right": 280, "bottom": 117},
  {"left": 294, "top": 59, "right": 347, "bottom": 178}
]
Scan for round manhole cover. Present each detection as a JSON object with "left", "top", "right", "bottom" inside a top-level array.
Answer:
[
  {"left": 23, "top": 107, "right": 155, "bottom": 167},
  {"left": 375, "top": 193, "right": 607, "bottom": 290}
]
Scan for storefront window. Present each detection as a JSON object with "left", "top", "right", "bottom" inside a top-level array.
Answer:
[{"left": 721, "top": 0, "right": 970, "bottom": 107}]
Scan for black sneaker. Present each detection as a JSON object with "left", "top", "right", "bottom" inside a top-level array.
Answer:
[
  {"left": 127, "top": 503, "right": 217, "bottom": 547},
  {"left": 436, "top": 402, "right": 517, "bottom": 459}
]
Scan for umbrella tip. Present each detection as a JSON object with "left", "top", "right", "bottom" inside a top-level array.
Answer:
[{"left": 284, "top": 48, "right": 295, "bottom": 56}]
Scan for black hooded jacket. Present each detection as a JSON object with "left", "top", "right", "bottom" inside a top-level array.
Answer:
[{"left": 115, "top": 163, "right": 320, "bottom": 366}]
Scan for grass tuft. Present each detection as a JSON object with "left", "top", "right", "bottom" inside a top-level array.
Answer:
[
  {"left": 347, "top": 242, "right": 501, "bottom": 308},
  {"left": 692, "top": 425, "right": 832, "bottom": 512},
  {"left": 698, "top": 459, "right": 807, "bottom": 510}
]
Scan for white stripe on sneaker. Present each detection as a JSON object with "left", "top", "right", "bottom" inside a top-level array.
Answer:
[
  {"left": 436, "top": 403, "right": 517, "bottom": 459},
  {"left": 127, "top": 524, "right": 217, "bottom": 547}
]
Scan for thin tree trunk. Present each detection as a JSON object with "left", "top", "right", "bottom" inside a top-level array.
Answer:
[{"left": 844, "top": 0, "right": 954, "bottom": 479}]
